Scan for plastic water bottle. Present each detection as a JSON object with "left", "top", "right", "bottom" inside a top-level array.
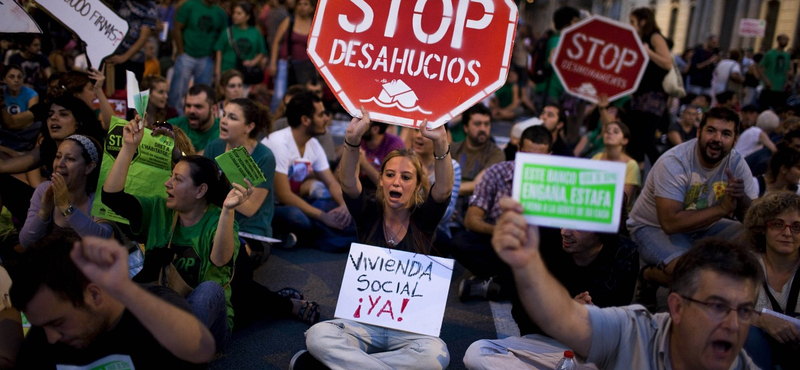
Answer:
[{"left": 555, "top": 350, "right": 577, "bottom": 370}]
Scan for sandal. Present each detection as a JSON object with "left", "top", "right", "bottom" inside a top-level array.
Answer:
[
  {"left": 636, "top": 265, "right": 660, "bottom": 313},
  {"left": 277, "top": 287, "right": 304, "bottom": 300},
  {"left": 297, "top": 301, "right": 321, "bottom": 325}
]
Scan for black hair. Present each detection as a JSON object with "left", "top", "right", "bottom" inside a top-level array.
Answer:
[
  {"left": 630, "top": 7, "right": 660, "bottom": 38},
  {"left": 767, "top": 143, "right": 800, "bottom": 184},
  {"left": 9, "top": 230, "right": 88, "bottom": 311},
  {"left": 520, "top": 125, "right": 552, "bottom": 152},
  {"left": 715, "top": 91, "right": 736, "bottom": 105},
  {"left": 463, "top": 104, "right": 491, "bottom": 127},
  {"left": 670, "top": 238, "right": 762, "bottom": 296},
  {"left": 187, "top": 84, "right": 216, "bottom": 105},
  {"left": 50, "top": 95, "right": 101, "bottom": 131},
  {"left": 227, "top": 98, "right": 271, "bottom": 138},
  {"left": 370, "top": 121, "right": 389, "bottom": 134},
  {"left": 234, "top": 1, "right": 256, "bottom": 26},
  {"left": 17, "top": 33, "right": 41, "bottom": 49},
  {"left": 699, "top": 107, "right": 741, "bottom": 135},
  {"left": 741, "top": 104, "right": 759, "bottom": 114},
  {"left": 544, "top": 104, "right": 568, "bottom": 131},
  {"left": 177, "top": 155, "right": 231, "bottom": 208},
  {"left": 553, "top": 6, "right": 580, "bottom": 31},
  {"left": 285, "top": 91, "right": 322, "bottom": 128},
  {"left": 1, "top": 64, "right": 23, "bottom": 80}
]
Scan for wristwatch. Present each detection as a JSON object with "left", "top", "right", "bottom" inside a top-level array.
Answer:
[{"left": 61, "top": 204, "right": 76, "bottom": 217}]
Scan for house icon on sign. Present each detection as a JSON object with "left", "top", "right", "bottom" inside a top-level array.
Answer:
[{"left": 378, "top": 80, "right": 418, "bottom": 109}]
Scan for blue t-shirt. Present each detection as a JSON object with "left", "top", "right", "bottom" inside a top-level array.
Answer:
[
  {"left": 204, "top": 139, "right": 276, "bottom": 237},
  {"left": 116, "top": 0, "right": 158, "bottom": 63},
  {"left": 3, "top": 85, "right": 37, "bottom": 114}
]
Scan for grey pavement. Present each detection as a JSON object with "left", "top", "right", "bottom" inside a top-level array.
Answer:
[{"left": 211, "top": 245, "right": 499, "bottom": 370}]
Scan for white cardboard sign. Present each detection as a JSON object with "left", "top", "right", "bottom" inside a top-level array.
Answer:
[
  {"left": 512, "top": 153, "right": 627, "bottom": 233},
  {"left": 739, "top": 18, "right": 766, "bottom": 38},
  {"left": 34, "top": 0, "right": 129, "bottom": 68},
  {"left": 0, "top": 0, "right": 42, "bottom": 33},
  {"left": 333, "top": 243, "right": 454, "bottom": 337}
]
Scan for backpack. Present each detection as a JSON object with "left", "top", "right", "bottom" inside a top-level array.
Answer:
[{"left": 529, "top": 30, "right": 555, "bottom": 84}]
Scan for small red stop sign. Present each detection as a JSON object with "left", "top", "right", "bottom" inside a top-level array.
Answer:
[
  {"left": 308, "top": 0, "right": 518, "bottom": 128},
  {"left": 552, "top": 15, "right": 648, "bottom": 104}
]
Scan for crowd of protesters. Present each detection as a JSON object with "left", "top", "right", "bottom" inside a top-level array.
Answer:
[{"left": 0, "top": 2, "right": 799, "bottom": 370}]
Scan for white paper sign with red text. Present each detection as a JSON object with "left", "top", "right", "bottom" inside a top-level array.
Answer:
[
  {"left": 308, "top": 0, "right": 518, "bottom": 128},
  {"left": 334, "top": 243, "right": 454, "bottom": 337}
]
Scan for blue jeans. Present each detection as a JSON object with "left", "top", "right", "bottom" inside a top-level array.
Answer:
[
  {"left": 270, "top": 59, "right": 288, "bottom": 113},
  {"left": 629, "top": 218, "right": 744, "bottom": 267},
  {"left": 169, "top": 53, "right": 214, "bottom": 112},
  {"left": 187, "top": 281, "right": 230, "bottom": 352},
  {"left": 305, "top": 319, "right": 450, "bottom": 370},
  {"left": 273, "top": 197, "right": 356, "bottom": 252}
]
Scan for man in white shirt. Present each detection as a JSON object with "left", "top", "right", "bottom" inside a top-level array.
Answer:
[{"left": 261, "top": 91, "right": 354, "bottom": 251}]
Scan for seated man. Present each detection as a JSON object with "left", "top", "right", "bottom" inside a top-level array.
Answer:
[
  {"left": 627, "top": 107, "right": 756, "bottom": 302},
  {"left": 451, "top": 104, "right": 505, "bottom": 226},
  {"left": 9, "top": 231, "right": 215, "bottom": 369},
  {"left": 476, "top": 197, "right": 761, "bottom": 370},
  {"left": 262, "top": 91, "right": 354, "bottom": 252},
  {"left": 454, "top": 125, "right": 552, "bottom": 300},
  {"left": 539, "top": 104, "right": 572, "bottom": 157},
  {"left": 167, "top": 84, "right": 220, "bottom": 153}
]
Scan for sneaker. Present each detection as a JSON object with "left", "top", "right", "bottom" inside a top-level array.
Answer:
[
  {"left": 458, "top": 276, "right": 501, "bottom": 301},
  {"left": 289, "top": 349, "right": 329, "bottom": 370},
  {"left": 278, "top": 233, "right": 298, "bottom": 249}
]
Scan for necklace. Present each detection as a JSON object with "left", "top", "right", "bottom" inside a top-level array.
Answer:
[{"left": 383, "top": 219, "right": 406, "bottom": 247}]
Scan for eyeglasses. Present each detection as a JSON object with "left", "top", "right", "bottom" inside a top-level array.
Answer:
[
  {"left": 766, "top": 219, "right": 800, "bottom": 234},
  {"left": 679, "top": 295, "right": 759, "bottom": 323}
]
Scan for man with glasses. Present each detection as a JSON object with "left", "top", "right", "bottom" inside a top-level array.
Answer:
[{"left": 481, "top": 197, "right": 762, "bottom": 370}]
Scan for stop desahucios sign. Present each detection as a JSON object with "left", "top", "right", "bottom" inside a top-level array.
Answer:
[
  {"left": 552, "top": 15, "right": 648, "bottom": 104},
  {"left": 308, "top": 0, "right": 518, "bottom": 128}
]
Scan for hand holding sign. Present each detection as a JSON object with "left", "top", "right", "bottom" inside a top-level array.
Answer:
[
  {"left": 491, "top": 197, "right": 541, "bottom": 269},
  {"left": 33, "top": 0, "right": 129, "bottom": 68},
  {"left": 345, "top": 107, "right": 371, "bottom": 145}
]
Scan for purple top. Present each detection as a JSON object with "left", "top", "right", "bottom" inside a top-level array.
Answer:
[
  {"left": 361, "top": 133, "right": 405, "bottom": 173},
  {"left": 20, "top": 181, "right": 112, "bottom": 247}
]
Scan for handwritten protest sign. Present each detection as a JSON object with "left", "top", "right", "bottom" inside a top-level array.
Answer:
[
  {"left": 33, "top": 0, "right": 129, "bottom": 67},
  {"left": 92, "top": 117, "right": 174, "bottom": 224},
  {"left": 334, "top": 243, "right": 454, "bottom": 337},
  {"left": 0, "top": 0, "right": 41, "bottom": 33},
  {"left": 215, "top": 146, "right": 266, "bottom": 188},
  {"left": 512, "top": 153, "right": 626, "bottom": 233}
]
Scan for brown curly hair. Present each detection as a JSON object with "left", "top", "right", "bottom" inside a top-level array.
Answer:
[{"left": 744, "top": 191, "right": 800, "bottom": 253}]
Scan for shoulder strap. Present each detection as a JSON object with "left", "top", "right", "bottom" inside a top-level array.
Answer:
[
  {"left": 227, "top": 27, "right": 243, "bottom": 60},
  {"left": 285, "top": 16, "right": 295, "bottom": 58}
]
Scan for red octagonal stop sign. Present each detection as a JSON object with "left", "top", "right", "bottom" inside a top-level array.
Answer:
[
  {"left": 308, "top": 0, "right": 518, "bottom": 128},
  {"left": 552, "top": 15, "right": 649, "bottom": 104}
]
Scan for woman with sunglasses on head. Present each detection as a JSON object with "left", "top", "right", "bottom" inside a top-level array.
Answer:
[
  {"left": 296, "top": 109, "right": 454, "bottom": 369},
  {"left": 19, "top": 135, "right": 111, "bottom": 248},
  {"left": 743, "top": 191, "right": 800, "bottom": 370},
  {"left": 102, "top": 116, "right": 252, "bottom": 352}
]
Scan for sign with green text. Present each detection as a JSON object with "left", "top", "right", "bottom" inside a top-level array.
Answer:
[{"left": 512, "top": 153, "right": 626, "bottom": 233}]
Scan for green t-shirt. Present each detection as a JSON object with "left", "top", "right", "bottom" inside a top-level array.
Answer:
[
  {"left": 534, "top": 33, "right": 565, "bottom": 101},
  {"left": 214, "top": 26, "right": 267, "bottom": 73},
  {"left": 134, "top": 195, "right": 239, "bottom": 329},
  {"left": 495, "top": 82, "right": 514, "bottom": 108},
  {"left": 204, "top": 139, "right": 276, "bottom": 237},
  {"left": 176, "top": 0, "right": 227, "bottom": 58},
  {"left": 167, "top": 116, "right": 220, "bottom": 152},
  {"left": 760, "top": 49, "right": 791, "bottom": 92}
]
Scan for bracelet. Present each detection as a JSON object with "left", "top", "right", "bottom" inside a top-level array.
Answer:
[
  {"left": 434, "top": 144, "right": 451, "bottom": 160},
  {"left": 344, "top": 139, "right": 361, "bottom": 148},
  {"left": 343, "top": 143, "right": 358, "bottom": 152}
]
